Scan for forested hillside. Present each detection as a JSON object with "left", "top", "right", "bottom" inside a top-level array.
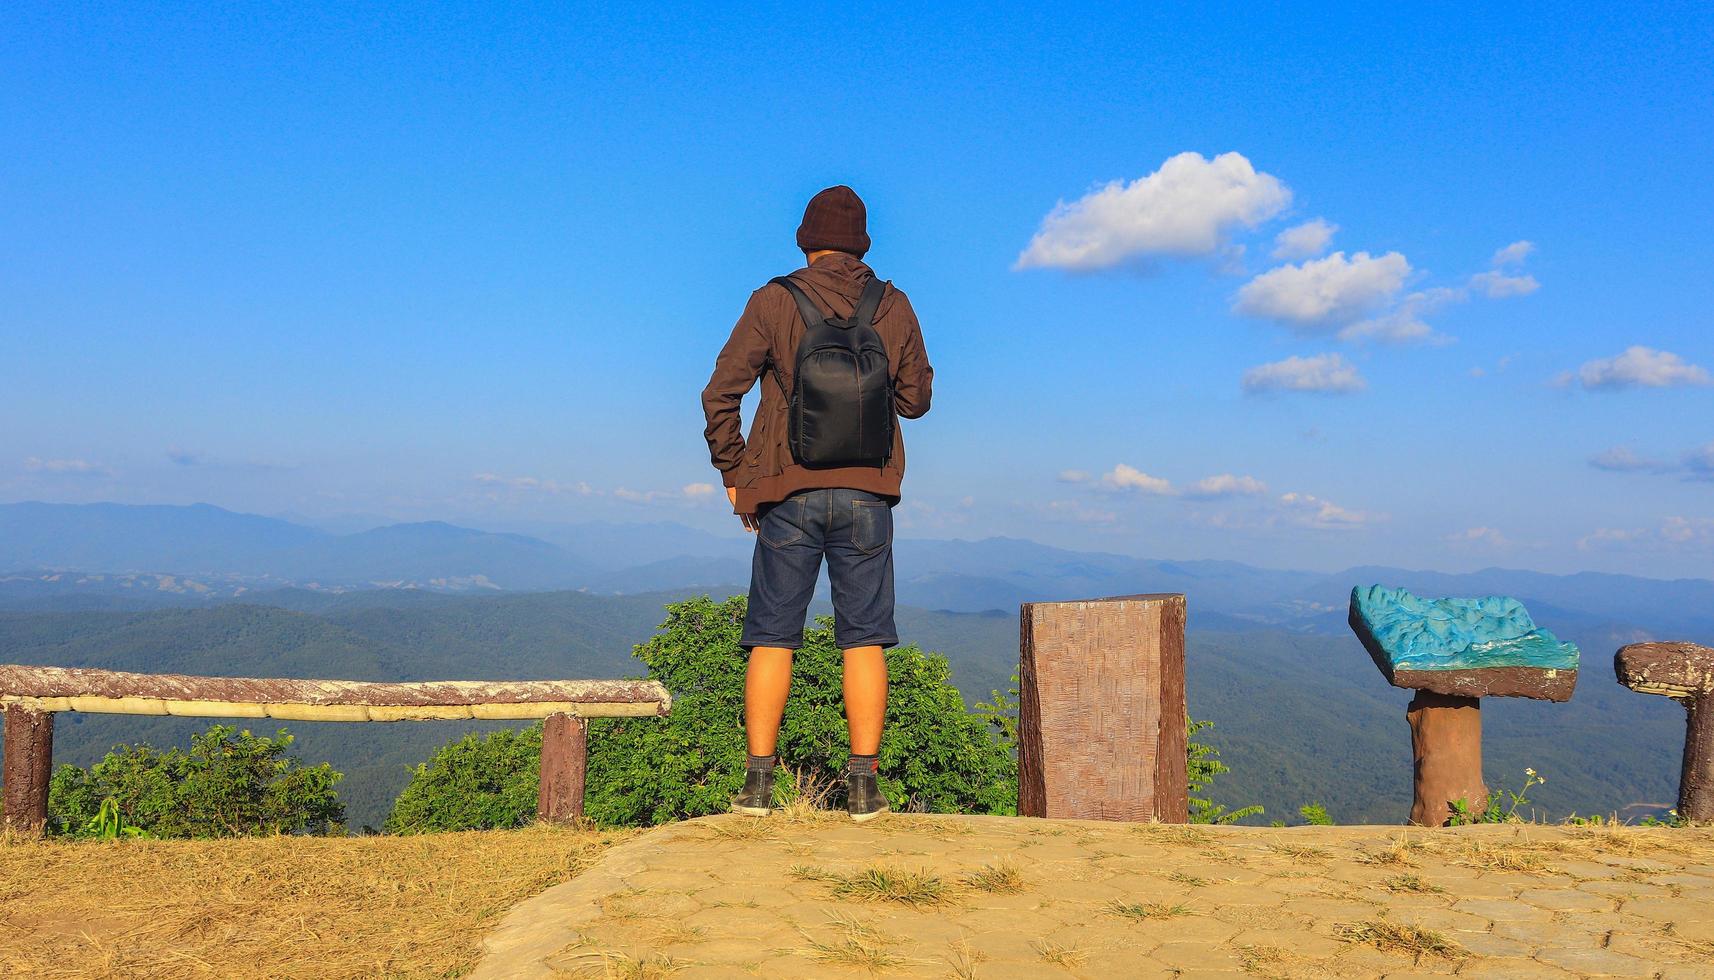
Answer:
[{"left": 0, "top": 588, "right": 1692, "bottom": 829}]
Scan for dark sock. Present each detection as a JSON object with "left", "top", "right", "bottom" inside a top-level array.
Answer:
[
  {"left": 747, "top": 753, "right": 776, "bottom": 772},
  {"left": 847, "top": 753, "right": 879, "bottom": 777}
]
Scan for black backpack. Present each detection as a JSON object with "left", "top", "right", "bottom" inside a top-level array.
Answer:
[{"left": 770, "top": 275, "right": 894, "bottom": 469}]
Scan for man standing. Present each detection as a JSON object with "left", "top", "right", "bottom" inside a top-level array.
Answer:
[{"left": 701, "top": 185, "right": 933, "bottom": 822}]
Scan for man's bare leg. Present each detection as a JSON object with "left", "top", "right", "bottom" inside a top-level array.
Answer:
[
  {"left": 842, "top": 645, "right": 887, "bottom": 755},
  {"left": 745, "top": 646, "right": 795, "bottom": 756}
]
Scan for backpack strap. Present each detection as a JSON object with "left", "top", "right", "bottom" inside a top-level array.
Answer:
[
  {"left": 852, "top": 278, "right": 887, "bottom": 329},
  {"left": 769, "top": 276, "right": 826, "bottom": 329}
]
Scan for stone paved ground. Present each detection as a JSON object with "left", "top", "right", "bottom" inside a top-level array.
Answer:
[{"left": 475, "top": 813, "right": 1714, "bottom": 979}]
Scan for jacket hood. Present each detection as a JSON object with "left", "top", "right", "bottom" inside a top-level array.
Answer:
[{"left": 789, "top": 253, "right": 892, "bottom": 314}]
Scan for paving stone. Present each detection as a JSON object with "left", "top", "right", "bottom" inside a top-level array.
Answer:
[
  {"left": 1454, "top": 956, "right": 1577, "bottom": 978},
  {"left": 1535, "top": 944, "right": 1662, "bottom": 975},
  {"left": 1452, "top": 930, "right": 1535, "bottom": 957},
  {"left": 1517, "top": 887, "right": 1611, "bottom": 911},
  {"left": 1451, "top": 897, "right": 1552, "bottom": 923},
  {"left": 1150, "top": 941, "right": 1248, "bottom": 970},
  {"left": 1231, "top": 928, "right": 1345, "bottom": 957},
  {"left": 1383, "top": 906, "right": 1494, "bottom": 933},
  {"left": 471, "top": 816, "right": 1714, "bottom": 980}
]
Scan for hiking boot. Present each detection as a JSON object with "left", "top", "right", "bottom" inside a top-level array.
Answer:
[
  {"left": 731, "top": 768, "right": 774, "bottom": 817},
  {"left": 846, "top": 768, "right": 890, "bottom": 823}
]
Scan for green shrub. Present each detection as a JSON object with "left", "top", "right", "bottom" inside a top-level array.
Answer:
[
  {"left": 588, "top": 595, "right": 1016, "bottom": 824},
  {"left": 48, "top": 725, "right": 343, "bottom": 838},
  {"left": 384, "top": 725, "right": 543, "bottom": 833},
  {"left": 388, "top": 595, "right": 1018, "bottom": 830},
  {"left": 1188, "top": 717, "right": 1263, "bottom": 825}
]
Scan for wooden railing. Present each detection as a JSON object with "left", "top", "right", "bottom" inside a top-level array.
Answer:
[{"left": 0, "top": 664, "right": 671, "bottom": 835}]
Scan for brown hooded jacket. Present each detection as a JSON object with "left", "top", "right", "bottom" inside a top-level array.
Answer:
[{"left": 701, "top": 253, "right": 933, "bottom": 513}]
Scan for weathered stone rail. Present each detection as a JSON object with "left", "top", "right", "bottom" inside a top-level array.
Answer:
[{"left": 0, "top": 664, "right": 671, "bottom": 835}]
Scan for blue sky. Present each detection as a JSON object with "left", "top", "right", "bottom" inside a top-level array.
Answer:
[{"left": 4, "top": 3, "right": 1712, "bottom": 575}]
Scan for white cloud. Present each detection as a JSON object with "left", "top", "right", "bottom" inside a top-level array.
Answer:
[
  {"left": 1338, "top": 286, "right": 1463, "bottom": 345},
  {"left": 473, "top": 473, "right": 596, "bottom": 496},
  {"left": 1234, "top": 251, "right": 1411, "bottom": 329},
  {"left": 23, "top": 457, "right": 109, "bottom": 476},
  {"left": 1241, "top": 353, "right": 1367, "bottom": 395},
  {"left": 1184, "top": 474, "right": 1268, "bottom": 499},
  {"left": 1015, "top": 151, "right": 1291, "bottom": 271},
  {"left": 1492, "top": 240, "right": 1535, "bottom": 266},
  {"left": 1099, "top": 464, "right": 1174, "bottom": 495},
  {"left": 1574, "top": 346, "right": 1711, "bottom": 390},
  {"left": 1446, "top": 526, "right": 1511, "bottom": 548},
  {"left": 1579, "top": 516, "right": 1714, "bottom": 552},
  {"left": 682, "top": 482, "right": 718, "bottom": 498},
  {"left": 1278, "top": 492, "right": 1384, "bottom": 530},
  {"left": 1469, "top": 270, "right": 1540, "bottom": 298},
  {"left": 1588, "top": 446, "right": 1666, "bottom": 473},
  {"left": 1271, "top": 218, "right": 1338, "bottom": 260},
  {"left": 1057, "top": 469, "right": 1091, "bottom": 484}
]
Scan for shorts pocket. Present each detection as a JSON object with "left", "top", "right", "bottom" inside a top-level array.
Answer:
[
  {"left": 759, "top": 497, "right": 806, "bottom": 550},
  {"left": 850, "top": 499, "right": 891, "bottom": 555}
]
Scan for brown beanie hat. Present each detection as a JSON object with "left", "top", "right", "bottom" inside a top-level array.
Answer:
[{"left": 796, "top": 185, "right": 870, "bottom": 257}]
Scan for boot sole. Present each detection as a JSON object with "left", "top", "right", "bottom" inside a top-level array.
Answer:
[
  {"left": 731, "top": 804, "right": 771, "bottom": 817},
  {"left": 848, "top": 807, "right": 889, "bottom": 824}
]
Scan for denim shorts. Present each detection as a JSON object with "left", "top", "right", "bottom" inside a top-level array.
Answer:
[{"left": 741, "top": 488, "right": 898, "bottom": 650}]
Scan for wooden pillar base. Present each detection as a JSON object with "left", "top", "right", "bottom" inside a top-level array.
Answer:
[
  {"left": 1407, "top": 692, "right": 1485, "bottom": 827},
  {"left": 537, "top": 713, "right": 589, "bottom": 824},
  {"left": 1019, "top": 594, "right": 1188, "bottom": 822},
  {"left": 1680, "top": 696, "right": 1713, "bottom": 824},
  {"left": 3, "top": 706, "right": 54, "bottom": 836}
]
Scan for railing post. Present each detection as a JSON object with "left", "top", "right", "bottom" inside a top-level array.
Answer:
[
  {"left": 3, "top": 705, "right": 55, "bottom": 836},
  {"left": 1018, "top": 593, "right": 1189, "bottom": 822},
  {"left": 537, "top": 712, "right": 588, "bottom": 824}
]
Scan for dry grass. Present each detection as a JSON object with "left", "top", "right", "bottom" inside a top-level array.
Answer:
[
  {"left": 1455, "top": 841, "right": 1551, "bottom": 873},
  {"left": 1336, "top": 920, "right": 1464, "bottom": 960},
  {"left": 1168, "top": 870, "right": 1209, "bottom": 887},
  {"left": 1268, "top": 842, "right": 1331, "bottom": 861},
  {"left": 962, "top": 860, "right": 1026, "bottom": 894},
  {"left": 1236, "top": 943, "right": 1292, "bottom": 977},
  {"left": 1382, "top": 873, "right": 1445, "bottom": 895},
  {"left": 1356, "top": 837, "right": 1421, "bottom": 867},
  {"left": 0, "top": 824, "right": 630, "bottom": 980},
  {"left": 792, "top": 863, "right": 951, "bottom": 907},
  {"left": 792, "top": 912, "right": 911, "bottom": 973},
  {"left": 552, "top": 950, "right": 683, "bottom": 979},
  {"left": 945, "top": 936, "right": 985, "bottom": 979},
  {"left": 1104, "top": 900, "right": 1195, "bottom": 921},
  {"left": 1030, "top": 938, "right": 1087, "bottom": 968}
]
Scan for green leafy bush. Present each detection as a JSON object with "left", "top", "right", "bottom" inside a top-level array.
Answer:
[
  {"left": 1188, "top": 717, "right": 1263, "bottom": 825},
  {"left": 587, "top": 595, "right": 1016, "bottom": 824},
  {"left": 48, "top": 725, "right": 343, "bottom": 838},
  {"left": 384, "top": 725, "right": 543, "bottom": 833},
  {"left": 388, "top": 595, "right": 1018, "bottom": 830}
]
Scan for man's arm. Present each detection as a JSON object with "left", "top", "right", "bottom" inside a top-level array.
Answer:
[
  {"left": 890, "top": 291, "right": 933, "bottom": 419},
  {"left": 701, "top": 289, "right": 771, "bottom": 490}
]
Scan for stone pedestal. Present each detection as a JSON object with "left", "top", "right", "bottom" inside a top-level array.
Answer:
[
  {"left": 1018, "top": 594, "right": 1188, "bottom": 822},
  {"left": 1407, "top": 692, "right": 1487, "bottom": 826}
]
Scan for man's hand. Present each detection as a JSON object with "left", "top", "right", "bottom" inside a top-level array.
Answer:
[{"left": 729, "top": 487, "right": 759, "bottom": 532}]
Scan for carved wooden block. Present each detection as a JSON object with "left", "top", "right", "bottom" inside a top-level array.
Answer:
[{"left": 1018, "top": 594, "right": 1188, "bottom": 822}]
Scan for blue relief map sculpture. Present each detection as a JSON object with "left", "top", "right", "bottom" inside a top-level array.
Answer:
[{"left": 1349, "top": 585, "right": 1580, "bottom": 701}]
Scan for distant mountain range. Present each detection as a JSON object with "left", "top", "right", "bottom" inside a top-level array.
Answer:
[
  {"left": 5, "top": 501, "right": 1713, "bottom": 639},
  {"left": 0, "top": 587, "right": 1692, "bottom": 830}
]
